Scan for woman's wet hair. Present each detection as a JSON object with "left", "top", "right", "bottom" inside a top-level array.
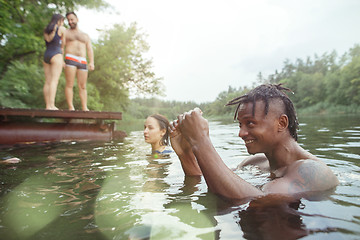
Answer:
[
  {"left": 149, "top": 114, "right": 170, "bottom": 146},
  {"left": 44, "top": 14, "right": 64, "bottom": 34},
  {"left": 226, "top": 84, "right": 299, "bottom": 141}
]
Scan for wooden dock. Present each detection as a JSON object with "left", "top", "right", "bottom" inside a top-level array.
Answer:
[
  {"left": 0, "top": 108, "right": 126, "bottom": 145},
  {"left": 0, "top": 107, "right": 123, "bottom": 120}
]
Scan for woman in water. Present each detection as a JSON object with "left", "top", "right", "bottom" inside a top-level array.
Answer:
[
  {"left": 144, "top": 114, "right": 172, "bottom": 155},
  {"left": 43, "top": 14, "right": 66, "bottom": 110}
]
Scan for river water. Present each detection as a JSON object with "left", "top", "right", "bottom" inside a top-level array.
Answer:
[{"left": 0, "top": 115, "right": 359, "bottom": 239}]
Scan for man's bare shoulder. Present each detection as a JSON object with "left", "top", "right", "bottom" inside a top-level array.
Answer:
[
  {"left": 265, "top": 159, "right": 339, "bottom": 195},
  {"left": 236, "top": 154, "right": 269, "bottom": 171},
  {"left": 288, "top": 159, "right": 338, "bottom": 185},
  {"left": 78, "top": 30, "right": 90, "bottom": 38}
]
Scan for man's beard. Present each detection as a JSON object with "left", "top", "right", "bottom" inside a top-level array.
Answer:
[{"left": 69, "top": 23, "right": 77, "bottom": 29}]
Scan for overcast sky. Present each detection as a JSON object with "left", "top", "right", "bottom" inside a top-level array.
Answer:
[{"left": 78, "top": 0, "right": 360, "bottom": 103}]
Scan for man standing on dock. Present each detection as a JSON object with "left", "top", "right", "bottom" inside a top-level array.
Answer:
[{"left": 64, "top": 12, "right": 94, "bottom": 111}]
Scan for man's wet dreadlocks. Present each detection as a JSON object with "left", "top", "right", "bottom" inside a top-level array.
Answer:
[{"left": 226, "top": 84, "right": 299, "bottom": 141}]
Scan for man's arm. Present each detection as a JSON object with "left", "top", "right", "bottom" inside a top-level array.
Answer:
[
  {"left": 178, "top": 109, "right": 339, "bottom": 201},
  {"left": 169, "top": 120, "right": 202, "bottom": 176},
  {"left": 236, "top": 154, "right": 269, "bottom": 171},
  {"left": 179, "top": 109, "right": 263, "bottom": 200},
  {"left": 86, "top": 34, "right": 94, "bottom": 70}
]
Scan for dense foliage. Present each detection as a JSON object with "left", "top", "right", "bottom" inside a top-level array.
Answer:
[
  {"left": 268, "top": 44, "right": 360, "bottom": 113},
  {"left": 0, "top": 0, "right": 162, "bottom": 111},
  {"left": 264, "top": 46, "right": 354, "bottom": 106},
  {"left": 1, "top": 1, "right": 359, "bottom": 116},
  {"left": 205, "top": 44, "right": 360, "bottom": 117},
  {"left": 90, "top": 24, "right": 164, "bottom": 112},
  {"left": 201, "top": 86, "right": 250, "bottom": 118},
  {"left": 125, "top": 98, "right": 203, "bottom": 121},
  {"left": 0, "top": 0, "right": 108, "bottom": 75}
]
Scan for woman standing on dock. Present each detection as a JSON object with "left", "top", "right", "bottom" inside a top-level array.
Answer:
[{"left": 43, "top": 14, "right": 66, "bottom": 110}]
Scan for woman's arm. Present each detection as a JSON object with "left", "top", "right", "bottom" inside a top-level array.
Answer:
[{"left": 59, "top": 26, "right": 66, "bottom": 53}]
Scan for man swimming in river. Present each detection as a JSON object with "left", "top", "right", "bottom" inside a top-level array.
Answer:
[{"left": 169, "top": 84, "right": 339, "bottom": 202}]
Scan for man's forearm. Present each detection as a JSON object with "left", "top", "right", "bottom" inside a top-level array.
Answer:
[
  {"left": 192, "top": 137, "right": 263, "bottom": 200},
  {"left": 178, "top": 150, "right": 202, "bottom": 176},
  {"left": 85, "top": 40, "right": 94, "bottom": 64},
  {"left": 88, "top": 49, "right": 94, "bottom": 64}
]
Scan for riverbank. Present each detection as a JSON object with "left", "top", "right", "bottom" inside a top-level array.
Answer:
[
  {"left": 297, "top": 102, "right": 360, "bottom": 115},
  {"left": 207, "top": 102, "right": 360, "bottom": 121},
  {"left": 117, "top": 102, "right": 360, "bottom": 136}
]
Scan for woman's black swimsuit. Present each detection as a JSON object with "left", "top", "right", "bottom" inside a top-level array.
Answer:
[{"left": 44, "top": 27, "right": 62, "bottom": 64}]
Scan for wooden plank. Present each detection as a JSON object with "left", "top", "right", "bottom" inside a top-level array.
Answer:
[
  {"left": 0, "top": 108, "right": 122, "bottom": 120},
  {"left": 0, "top": 121, "right": 127, "bottom": 144}
]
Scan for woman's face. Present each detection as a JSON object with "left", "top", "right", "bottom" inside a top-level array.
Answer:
[
  {"left": 144, "top": 117, "right": 165, "bottom": 146},
  {"left": 57, "top": 19, "right": 64, "bottom": 26}
]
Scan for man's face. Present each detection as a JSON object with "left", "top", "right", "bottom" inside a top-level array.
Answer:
[
  {"left": 237, "top": 101, "right": 279, "bottom": 155},
  {"left": 67, "top": 14, "right": 78, "bottom": 29}
]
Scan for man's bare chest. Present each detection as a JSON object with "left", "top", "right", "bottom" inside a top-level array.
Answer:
[{"left": 66, "top": 31, "right": 87, "bottom": 43}]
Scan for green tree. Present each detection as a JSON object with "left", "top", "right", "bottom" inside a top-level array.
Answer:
[
  {"left": 0, "top": 61, "right": 43, "bottom": 108},
  {"left": 336, "top": 45, "right": 360, "bottom": 105},
  {"left": 0, "top": 0, "right": 108, "bottom": 75},
  {"left": 204, "top": 86, "right": 249, "bottom": 117},
  {"left": 267, "top": 44, "right": 360, "bottom": 112},
  {"left": 0, "top": 1, "right": 163, "bottom": 111},
  {"left": 125, "top": 97, "right": 198, "bottom": 120},
  {"left": 0, "top": 0, "right": 108, "bottom": 108},
  {"left": 90, "top": 23, "right": 164, "bottom": 112},
  {"left": 295, "top": 72, "right": 326, "bottom": 108}
]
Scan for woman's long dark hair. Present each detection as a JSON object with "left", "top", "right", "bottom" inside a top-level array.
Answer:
[
  {"left": 44, "top": 14, "right": 64, "bottom": 34},
  {"left": 149, "top": 114, "right": 170, "bottom": 146}
]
